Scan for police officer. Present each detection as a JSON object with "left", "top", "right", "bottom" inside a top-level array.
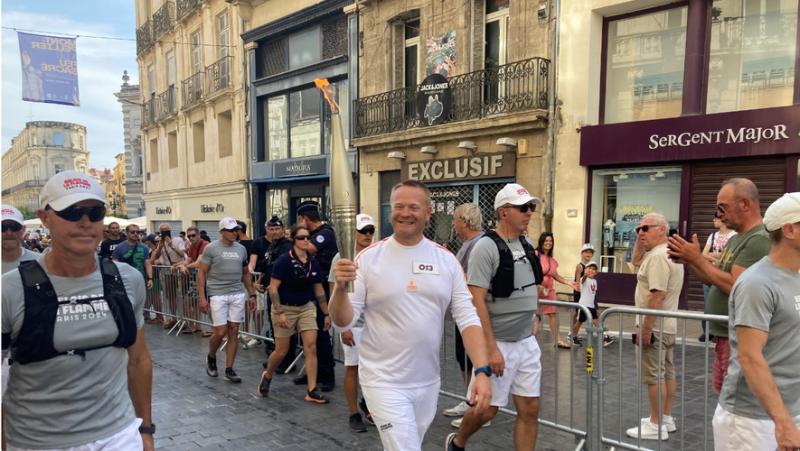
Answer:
[
  {"left": 2, "top": 171, "right": 154, "bottom": 450},
  {"left": 294, "top": 201, "right": 336, "bottom": 391}
]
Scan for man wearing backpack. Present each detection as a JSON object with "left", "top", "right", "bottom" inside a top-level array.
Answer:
[
  {"left": 447, "top": 183, "right": 544, "bottom": 451},
  {"left": 2, "top": 170, "right": 154, "bottom": 450}
]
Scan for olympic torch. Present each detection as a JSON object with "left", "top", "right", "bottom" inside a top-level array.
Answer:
[{"left": 315, "top": 79, "right": 356, "bottom": 292}]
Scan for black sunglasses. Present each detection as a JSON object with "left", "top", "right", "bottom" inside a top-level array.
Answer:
[
  {"left": 358, "top": 227, "right": 376, "bottom": 235},
  {"left": 505, "top": 202, "right": 537, "bottom": 213},
  {"left": 187, "top": 234, "right": 197, "bottom": 238},
  {"left": 2, "top": 222, "right": 23, "bottom": 233},
  {"left": 635, "top": 224, "right": 663, "bottom": 234},
  {"left": 221, "top": 228, "right": 239, "bottom": 233},
  {"left": 52, "top": 205, "right": 106, "bottom": 222},
  {"left": 295, "top": 235, "right": 310, "bottom": 241}
]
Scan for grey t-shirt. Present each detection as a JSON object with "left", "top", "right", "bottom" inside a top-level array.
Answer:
[
  {"left": 199, "top": 240, "right": 248, "bottom": 297},
  {"left": 719, "top": 256, "right": 800, "bottom": 420},
  {"left": 467, "top": 236, "right": 538, "bottom": 342},
  {"left": 455, "top": 232, "right": 484, "bottom": 274},
  {"left": 2, "top": 248, "right": 40, "bottom": 274},
  {"left": 1, "top": 254, "right": 145, "bottom": 449},
  {"left": 329, "top": 252, "right": 365, "bottom": 328}
]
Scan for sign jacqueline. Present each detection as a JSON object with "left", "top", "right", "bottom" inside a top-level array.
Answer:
[{"left": 17, "top": 32, "right": 80, "bottom": 107}]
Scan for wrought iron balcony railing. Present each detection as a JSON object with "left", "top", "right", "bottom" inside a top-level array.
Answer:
[
  {"left": 142, "top": 98, "right": 157, "bottom": 128},
  {"left": 206, "top": 55, "right": 232, "bottom": 97},
  {"left": 177, "top": 0, "right": 202, "bottom": 20},
  {"left": 1, "top": 179, "right": 46, "bottom": 196},
  {"left": 157, "top": 86, "right": 177, "bottom": 121},
  {"left": 182, "top": 72, "right": 204, "bottom": 109},
  {"left": 354, "top": 57, "right": 550, "bottom": 138},
  {"left": 136, "top": 20, "right": 155, "bottom": 54},
  {"left": 153, "top": 2, "right": 176, "bottom": 40}
]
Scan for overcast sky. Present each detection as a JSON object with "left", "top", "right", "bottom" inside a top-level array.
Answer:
[{"left": 2, "top": 0, "right": 139, "bottom": 170}]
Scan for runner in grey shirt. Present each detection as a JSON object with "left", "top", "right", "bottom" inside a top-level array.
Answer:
[
  {"left": 199, "top": 240, "right": 249, "bottom": 296},
  {"left": 713, "top": 193, "right": 800, "bottom": 451},
  {"left": 2, "top": 205, "right": 38, "bottom": 275}
]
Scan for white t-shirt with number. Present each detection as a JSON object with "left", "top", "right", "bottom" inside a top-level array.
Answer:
[{"left": 345, "top": 236, "right": 481, "bottom": 389}]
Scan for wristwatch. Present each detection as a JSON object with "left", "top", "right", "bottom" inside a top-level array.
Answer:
[
  {"left": 324, "top": 313, "right": 330, "bottom": 317},
  {"left": 474, "top": 365, "right": 492, "bottom": 378},
  {"left": 139, "top": 423, "right": 156, "bottom": 434},
  {"left": 250, "top": 294, "right": 257, "bottom": 298}
]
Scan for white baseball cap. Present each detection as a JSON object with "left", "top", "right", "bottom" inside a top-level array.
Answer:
[
  {"left": 764, "top": 192, "right": 800, "bottom": 232},
  {"left": 494, "top": 183, "right": 542, "bottom": 210},
  {"left": 356, "top": 214, "right": 375, "bottom": 230},
  {"left": 581, "top": 243, "right": 595, "bottom": 252},
  {"left": 586, "top": 261, "right": 599, "bottom": 269},
  {"left": 1, "top": 205, "right": 24, "bottom": 225},
  {"left": 219, "top": 217, "right": 240, "bottom": 231},
  {"left": 40, "top": 170, "right": 106, "bottom": 211}
]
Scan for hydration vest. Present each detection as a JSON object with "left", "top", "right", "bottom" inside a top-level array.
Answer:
[
  {"left": 12, "top": 258, "right": 138, "bottom": 365},
  {"left": 310, "top": 223, "right": 338, "bottom": 273},
  {"left": 259, "top": 237, "right": 291, "bottom": 279},
  {"left": 484, "top": 230, "right": 544, "bottom": 300}
]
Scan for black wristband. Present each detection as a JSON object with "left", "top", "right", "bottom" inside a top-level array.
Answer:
[
  {"left": 139, "top": 423, "right": 156, "bottom": 434},
  {"left": 324, "top": 313, "right": 330, "bottom": 317},
  {"left": 250, "top": 294, "right": 257, "bottom": 298}
]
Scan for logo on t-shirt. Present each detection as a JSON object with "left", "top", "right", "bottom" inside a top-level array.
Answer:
[
  {"left": 57, "top": 295, "right": 109, "bottom": 322},
  {"left": 221, "top": 251, "right": 242, "bottom": 260},
  {"left": 406, "top": 278, "right": 418, "bottom": 292}
]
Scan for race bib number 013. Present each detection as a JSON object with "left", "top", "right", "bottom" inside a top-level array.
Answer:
[{"left": 413, "top": 261, "right": 439, "bottom": 275}]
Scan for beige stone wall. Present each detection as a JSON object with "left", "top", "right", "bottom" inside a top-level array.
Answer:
[{"left": 249, "top": 0, "right": 322, "bottom": 26}]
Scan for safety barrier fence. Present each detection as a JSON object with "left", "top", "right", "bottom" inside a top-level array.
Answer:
[{"left": 145, "top": 267, "right": 728, "bottom": 450}]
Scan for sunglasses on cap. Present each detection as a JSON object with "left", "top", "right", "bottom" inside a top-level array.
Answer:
[
  {"left": 51, "top": 205, "right": 106, "bottom": 222},
  {"left": 2, "top": 222, "right": 23, "bottom": 233},
  {"left": 504, "top": 202, "right": 537, "bottom": 213},
  {"left": 357, "top": 227, "right": 376, "bottom": 235},
  {"left": 635, "top": 224, "right": 663, "bottom": 234},
  {"left": 295, "top": 235, "right": 310, "bottom": 241}
]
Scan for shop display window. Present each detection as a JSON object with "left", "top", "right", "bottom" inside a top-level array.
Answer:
[
  {"left": 265, "top": 97, "right": 287, "bottom": 160},
  {"left": 604, "top": 6, "right": 688, "bottom": 124},
  {"left": 266, "top": 188, "right": 289, "bottom": 226},
  {"left": 589, "top": 167, "right": 682, "bottom": 274},
  {"left": 706, "top": 0, "right": 798, "bottom": 114}
]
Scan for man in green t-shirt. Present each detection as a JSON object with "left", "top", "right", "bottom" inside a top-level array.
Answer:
[{"left": 667, "top": 178, "right": 771, "bottom": 392}]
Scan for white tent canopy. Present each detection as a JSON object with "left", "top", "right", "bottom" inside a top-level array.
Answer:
[
  {"left": 128, "top": 216, "right": 147, "bottom": 226},
  {"left": 23, "top": 218, "right": 43, "bottom": 227}
]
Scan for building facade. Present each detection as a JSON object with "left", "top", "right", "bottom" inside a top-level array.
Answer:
[
  {"left": 242, "top": 0, "right": 358, "bottom": 235},
  {"left": 135, "top": 0, "right": 250, "bottom": 234},
  {"left": 110, "top": 153, "right": 127, "bottom": 217},
  {"left": 553, "top": 0, "right": 800, "bottom": 309},
  {"left": 351, "top": 0, "right": 553, "bottom": 251},
  {"left": 114, "top": 70, "right": 146, "bottom": 218},
  {"left": 1, "top": 121, "right": 89, "bottom": 211}
]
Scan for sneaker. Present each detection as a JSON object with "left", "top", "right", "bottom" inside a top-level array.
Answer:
[
  {"left": 206, "top": 355, "right": 218, "bottom": 377},
  {"left": 349, "top": 413, "right": 368, "bottom": 433},
  {"left": 257, "top": 371, "right": 271, "bottom": 397},
  {"left": 359, "top": 398, "right": 375, "bottom": 426},
  {"left": 451, "top": 417, "right": 491, "bottom": 428},
  {"left": 305, "top": 389, "right": 329, "bottom": 404},
  {"left": 626, "top": 419, "right": 669, "bottom": 440},
  {"left": 603, "top": 334, "right": 617, "bottom": 347},
  {"left": 445, "top": 433, "right": 463, "bottom": 451},
  {"left": 444, "top": 401, "right": 471, "bottom": 417},
  {"left": 293, "top": 374, "right": 308, "bottom": 385},
  {"left": 224, "top": 368, "right": 242, "bottom": 383},
  {"left": 243, "top": 339, "right": 263, "bottom": 349},
  {"left": 572, "top": 336, "right": 583, "bottom": 347},
  {"left": 642, "top": 416, "right": 677, "bottom": 433},
  {"left": 237, "top": 334, "right": 247, "bottom": 345}
]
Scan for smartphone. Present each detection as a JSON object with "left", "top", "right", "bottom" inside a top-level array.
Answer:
[
  {"left": 161, "top": 230, "right": 171, "bottom": 239},
  {"left": 632, "top": 333, "right": 656, "bottom": 345}
]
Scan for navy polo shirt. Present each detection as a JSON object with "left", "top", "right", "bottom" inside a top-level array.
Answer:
[{"left": 271, "top": 252, "right": 324, "bottom": 305}]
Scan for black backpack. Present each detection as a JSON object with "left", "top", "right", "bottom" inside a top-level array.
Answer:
[{"left": 484, "top": 230, "right": 544, "bottom": 299}]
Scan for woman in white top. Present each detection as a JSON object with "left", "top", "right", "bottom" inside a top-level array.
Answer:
[{"left": 699, "top": 216, "right": 737, "bottom": 341}]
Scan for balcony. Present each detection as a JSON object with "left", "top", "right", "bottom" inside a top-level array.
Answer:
[
  {"left": 182, "top": 72, "right": 204, "bottom": 109},
  {"left": 141, "top": 98, "right": 157, "bottom": 128},
  {"left": 206, "top": 55, "right": 232, "bottom": 98},
  {"left": 177, "top": 0, "right": 202, "bottom": 21},
  {"left": 136, "top": 20, "right": 154, "bottom": 54},
  {"left": 157, "top": 86, "right": 177, "bottom": 121},
  {"left": 2, "top": 179, "right": 46, "bottom": 196},
  {"left": 354, "top": 57, "right": 549, "bottom": 138},
  {"left": 153, "top": 1, "right": 176, "bottom": 40}
]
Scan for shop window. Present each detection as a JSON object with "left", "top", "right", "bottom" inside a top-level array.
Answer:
[
  {"left": 706, "top": 0, "right": 798, "bottom": 114},
  {"left": 290, "top": 88, "right": 321, "bottom": 156},
  {"left": 289, "top": 26, "right": 321, "bottom": 70},
  {"left": 265, "top": 96, "right": 288, "bottom": 161},
  {"left": 604, "top": 7, "right": 688, "bottom": 124},
  {"left": 266, "top": 188, "right": 289, "bottom": 226},
  {"left": 405, "top": 19, "right": 420, "bottom": 87},
  {"left": 589, "top": 167, "right": 682, "bottom": 274}
]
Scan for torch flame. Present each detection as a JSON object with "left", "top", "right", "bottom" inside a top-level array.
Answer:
[{"left": 314, "top": 78, "right": 340, "bottom": 113}]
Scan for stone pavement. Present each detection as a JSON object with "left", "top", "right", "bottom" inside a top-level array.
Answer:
[{"left": 146, "top": 314, "right": 720, "bottom": 451}]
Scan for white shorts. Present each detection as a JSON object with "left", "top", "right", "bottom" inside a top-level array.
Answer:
[
  {"left": 339, "top": 326, "right": 363, "bottom": 366},
  {"left": 713, "top": 404, "right": 800, "bottom": 451},
  {"left": 8, "top": 418, "right": 143, "bottom": 451},
  {"left": 469, "top": 335, "right": 541, "bottom": 407},
  {"left": 361, "top": 382, "right": 440, "bottom": 451},
  {"left": 209, "top": 293, "right": 246, "bottom": 326}
]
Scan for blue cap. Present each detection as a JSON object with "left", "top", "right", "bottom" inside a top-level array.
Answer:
[
  {"left": 145, "top": 234, "right": 157, "bottom": 244},
  {"left": 267, "top": 215, "right": 284, "bottom": 227},
  {"left": 297, "top": 200, "right": 319, "bottom": 216}
]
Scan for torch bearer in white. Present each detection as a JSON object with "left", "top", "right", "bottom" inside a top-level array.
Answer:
[{"left": 315, "top": 79, "right": 356, "bottom": 291}]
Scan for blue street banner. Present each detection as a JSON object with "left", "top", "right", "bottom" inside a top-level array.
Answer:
[{"left": 18, "top": 32, "right": 80, "bottom": 106}]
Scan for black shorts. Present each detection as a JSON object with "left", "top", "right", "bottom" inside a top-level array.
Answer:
[
  {"left": 578, "top": 307, "right": 598, "bottom": 323},
  {"left": 573, "top": 292, "right": 581, "bottom": 303}
]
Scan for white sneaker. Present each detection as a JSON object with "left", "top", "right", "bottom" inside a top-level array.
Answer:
[
  {"left": 243, "top": 339, "right": 262, "bottom": 349},
  {"left": 641, "top": 416, "right": 676, "bottom": 432},
  {"left": 443, "top": 401, "right": 471, "bottom": 417},
  {"left": 626, "top": 419, "right": 669, "bottom": 440},
  {"left": 451, "top": 417, "right": 491, "bottom": 428}
]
